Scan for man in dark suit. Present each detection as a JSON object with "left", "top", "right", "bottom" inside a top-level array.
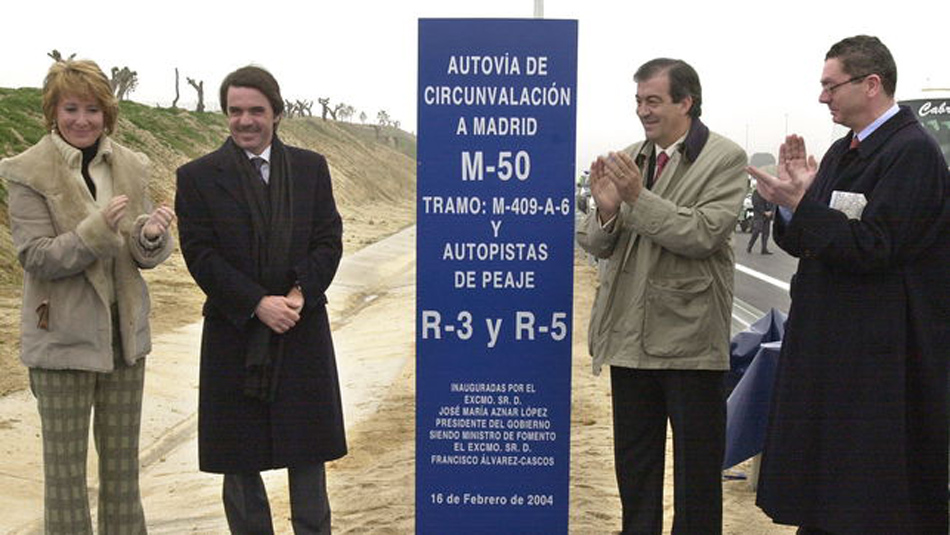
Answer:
[
  {"left": 746, "top": 189, "right": 773, "bottom": 254},
  {"left": 175, "top": 65, "right": 346, "bottom": 535},
  {"left": 748, "top": 35, "right": 949, "bottom": 535}
]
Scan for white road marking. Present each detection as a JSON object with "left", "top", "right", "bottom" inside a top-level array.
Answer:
[
  {"left": 731, "top": 298, "right": 763, "bottom": 333},
  {"left": 735, "top": 263, "right": 790, "bottom": 291}
]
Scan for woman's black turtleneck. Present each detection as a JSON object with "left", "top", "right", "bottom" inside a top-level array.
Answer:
[{"left": 80, "top": 139, "right": 100, "bottom": 199}]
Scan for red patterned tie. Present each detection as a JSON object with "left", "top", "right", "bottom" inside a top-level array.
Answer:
[
  {"left": 655, "top": 152, "right": 670, "bottom": 180},
  {"left": 849, "top": 135, "right": 860, "bottom": 150}
]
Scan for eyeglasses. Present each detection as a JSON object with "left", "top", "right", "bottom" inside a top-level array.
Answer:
[{"left": 821, "top": 73, "right": 873, "bottom": 95}]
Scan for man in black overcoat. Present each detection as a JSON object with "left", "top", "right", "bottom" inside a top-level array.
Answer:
[
  {"left": 746, "top": 188, "right": 774, "bottom": 254},
  {"left": 748, "top": 35, "right": 949, "bottom": 535},
  {"left": 175, "top": 65, "right": 346, "bottom": 535}
]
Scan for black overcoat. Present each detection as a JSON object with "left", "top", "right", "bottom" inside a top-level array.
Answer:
[
  {"left": 175, "top": 141, "right": 346, "bottom": 473},
  {"left": 756, "top": 107, "right": 949, "bottom": 534},
  {"left": 750, "top": 189, "right": 774, "bottom": 232}
]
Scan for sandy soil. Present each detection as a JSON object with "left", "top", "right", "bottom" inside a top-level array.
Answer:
[
  {"left": 276, "top": 250, "right": 796, "bottom": 535},
  {"left": 0, "top": 195, "right": 794, "bottom": 533},
  {"left": 0, "top": 198, "right": 414, "bottom": 397}
]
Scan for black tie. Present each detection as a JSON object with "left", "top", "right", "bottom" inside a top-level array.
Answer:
[{"left": 251, "top": 157, "right": 267, "bottom": 184}]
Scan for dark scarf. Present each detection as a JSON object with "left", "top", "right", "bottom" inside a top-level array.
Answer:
[
  {"left": 226, "top": 135, "right": 295, "bottom": 402},
  {"left": 80, "top": 139, "right": 101, "bottom": 198}
]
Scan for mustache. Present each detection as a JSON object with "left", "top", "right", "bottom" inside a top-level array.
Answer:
[{"left": 233, "top": 125, "right": 261, "bottom": 133}]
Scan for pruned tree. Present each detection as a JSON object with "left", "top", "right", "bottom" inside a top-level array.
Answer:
[
  {"left": 110, "top": 66, "right": 138, "bottom": 101},
  {"left": 47, "top": 49, "right": 76, "bottom": 63},
  {"left": 172, "top": 68, "right": 180, "bottom": 109},
  {"left": 392, "top": 120, "right": 401, "bottom": 130},
  {"left": 359, "top": 111, "right": 367, "bottom": 124},
  {"left": 334, "top": 103, "right": 355, "bottom": 122},
  {"left": 284, "top": 99, "right": 299, "bottom": 117},
  {"left": 187, "top": 77, "right": 205, "bottom": 113},
  {"left": 377, "top": 110, "right": 391, "bottom": 127},
  {"left": 318, "top": 97, "right": 332, "bottom": 120},
  {"left": 297, "top": 100, "right": 314, "bottom": 117}
]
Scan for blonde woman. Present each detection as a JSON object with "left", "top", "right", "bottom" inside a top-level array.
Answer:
[{"left": 0, "top": 59, "right": 174, "bottom": 535}]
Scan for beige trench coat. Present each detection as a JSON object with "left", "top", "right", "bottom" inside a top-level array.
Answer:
[{"left": 577, "top": 121, "right": 747, "bottom": 374}]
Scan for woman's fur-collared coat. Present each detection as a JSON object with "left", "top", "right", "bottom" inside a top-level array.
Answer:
[{"left": 1, "top": 133, "right": 173, "bottom": 371}]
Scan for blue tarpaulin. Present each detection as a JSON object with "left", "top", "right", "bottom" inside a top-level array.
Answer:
[{"left": 723, "top": 309, "right": 787, "bottom": 470}]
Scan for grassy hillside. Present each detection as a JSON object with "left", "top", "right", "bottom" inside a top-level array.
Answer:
[
  {"left": 0, "top": 87, "right": 416, "bottom": 282},
  {"left": 0, "top": 87, "right": 416, "bottom": 395}
]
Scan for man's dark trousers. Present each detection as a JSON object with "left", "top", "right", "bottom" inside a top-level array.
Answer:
[
  {"left": 223, "top": 463, "right": 330, "bottom": 535},
  {"left": 611, "top": 367, "right": 726, "bottom": 535},
  {"left": 747, "top": 220, "right": 771, "bottom": 253}
]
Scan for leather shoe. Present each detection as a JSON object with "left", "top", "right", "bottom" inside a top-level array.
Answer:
[{"left": 761, "top": 250, "right": 773, "bottom": 255}]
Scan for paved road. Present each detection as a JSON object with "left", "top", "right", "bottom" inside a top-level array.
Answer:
[{"left": 730, "top": 230, "right": 796, "bottom": 331}]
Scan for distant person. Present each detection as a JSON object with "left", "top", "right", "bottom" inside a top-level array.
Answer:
[
  {"left": 576, "top": 58, "right": 747, "bottom": 535},
  {"left": 748, "top": 35, "right": 950, "bottom": 535},
  {"left": 577, "top": 180, "right": 590, "bottom": 213},
  {"left": 175, "top": 65, "right": 346, "bottom": 535},
  {"left": 746, "top": 189, "right": 774, "bottom": 254},
  {"left": 0, "top": 58, "right": 175, "bottom": 534}
]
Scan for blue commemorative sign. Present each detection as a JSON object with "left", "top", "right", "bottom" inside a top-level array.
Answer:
[{"left": 416, "top": 19, "right": 578, "bottom": 534}]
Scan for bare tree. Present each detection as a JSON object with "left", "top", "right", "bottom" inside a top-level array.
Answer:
[
  {"left": 284, "top": 99, "right": 299, "bottom": 118},
  {"left": 333, "top": 103, "right": 345, "bottom": 121},
  {"left": 295, "top": 100, "right": 313, "bottom": 117},
  {"left": 110, "top": 66, "right": 138, "bottom": 101},
  {"left": 187, "top": 77, "right": 205, "bottom": 113},
  {"left": 359, "top": 111, "right": 367, "bottom": 124},
  {"left": 47, "top": 49, "right": 76, "bottom": 62},
  {"left": 318, "top": 98, "right": 330, "bottom": 120},
  {"left": 374, "top": 110, "right": 395, "bottom": 142},
  {"left": 172, "top": 68, "right": 180, "bottom": 109}
]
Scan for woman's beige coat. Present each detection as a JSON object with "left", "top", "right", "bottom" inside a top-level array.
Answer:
[{"left": 1, "top": 133, "right": 173, "bottom": 371}]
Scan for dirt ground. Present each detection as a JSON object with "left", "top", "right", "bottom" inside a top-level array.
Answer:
[
  {"left": 0, "top": 195, "right": 794, "bottom": 533},
  {"left": 0, "top": 198, "right": 415, "bottom": 396},
  {"left": 270, "top": 249, "right": 796, "bottom": 534}
]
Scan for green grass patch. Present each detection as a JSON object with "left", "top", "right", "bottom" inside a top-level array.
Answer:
[
  {"left": 0, "top": 88, "right": 48, "bottom": 157},
  {"left": 118, "top": 102, "right": 227, "bottom": 157}
]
